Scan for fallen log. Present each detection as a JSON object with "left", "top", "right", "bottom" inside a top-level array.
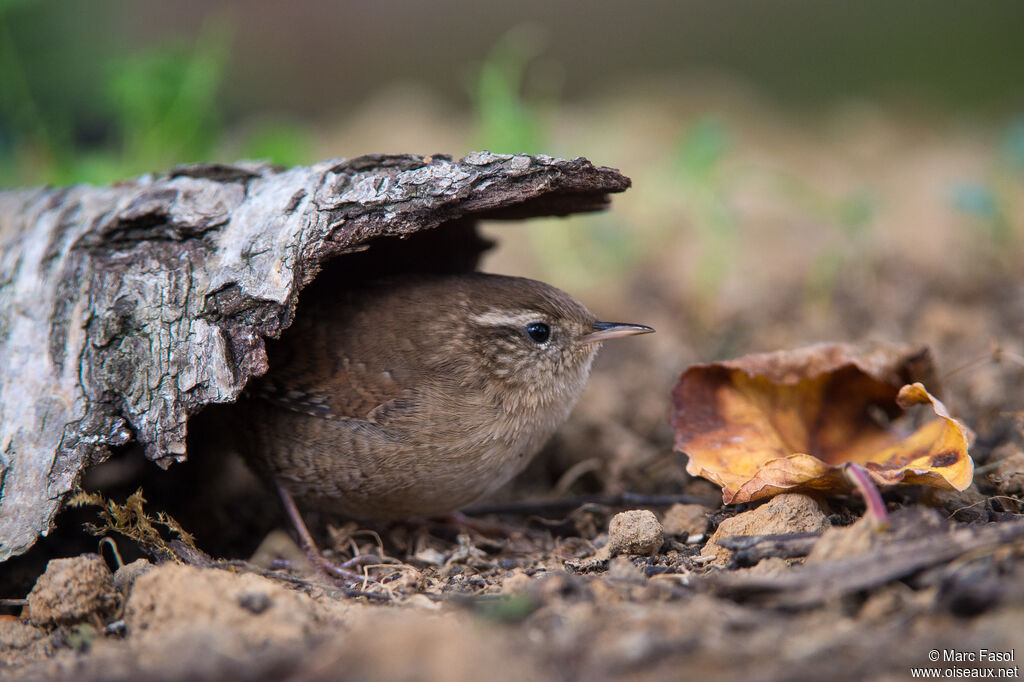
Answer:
[{"left": 0, "top": 152, "right": 630, "bottom": 561}]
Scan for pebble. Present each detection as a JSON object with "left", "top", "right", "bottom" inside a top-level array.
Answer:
[{"left": 606, "top": 510, "right": 664, "bottom": 557}]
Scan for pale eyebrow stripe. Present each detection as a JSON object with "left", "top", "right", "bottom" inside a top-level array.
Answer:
[{"left": 468, "top": 310, "right": 545, "bottom": 327}]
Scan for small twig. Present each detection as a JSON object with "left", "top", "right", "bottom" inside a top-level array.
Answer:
[
  {"left": 995, "top": 347, "right": 1024, "bottom": 368},
  {"left": 335, "top": 587, "right": 393, "bottom": 602},
  {"left": 942, "top": 341, "right": 1024, "bottom": 382},
  {"left": 98, "top": 537, "right": 125, "bottom": 569},
  {"left": 948, "top": 495, "right": 1021, "bottom": 520},
  {"left": 463, "top": 492, "right": 719, "bottom": 517},
  {"left": 351, "top": 528, "right": 390, "bottom": 566},
  {"left": 717, "top": 532, "right": 823, "bottom": 568},
  {"left": 214, "top": 559, "right": 394, "bottom": 601},
  {"left": 700, "top": 518, "right": 1024, "bottom": 608},
  {"left": 167, "top": 539, "right": 217, "bottom": 567},
  {"left": 0, "top": 598, "right": 29, "bottom": 607},
  {"left": 973, "top": 461, "right": 1004, "bottom": 475},
  {"left": 216, "top": 560, "right": 326, "bottom": 589},
  {"left": 942, "top": 351, "right": 996, "bottom": 381},
  {"left": 553, "top": 458, "right": 603, "bottom": 496}
]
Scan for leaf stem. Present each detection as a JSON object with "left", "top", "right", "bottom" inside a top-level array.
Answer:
[{"left": 844, "top": 463, "right": 890, "bottom": 528}]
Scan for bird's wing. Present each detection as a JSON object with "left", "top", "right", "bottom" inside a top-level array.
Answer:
[
  {"left": 249, "top": 357, "right": 417, "bottom": 423},
  {"left": 247, "top": 311, "right": 424, "bottom": 424}
]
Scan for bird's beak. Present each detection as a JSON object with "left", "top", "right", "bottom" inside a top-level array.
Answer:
[{"left": 579, "top": 321, "right": 655, "bottom": 345}]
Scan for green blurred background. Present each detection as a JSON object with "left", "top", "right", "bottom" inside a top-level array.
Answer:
[
  {"left": 3, "top": 0, "right": 1023, "bottom": 185},
  {"left": 1, "top": 0, "right": 1022, "bottom": 321}
]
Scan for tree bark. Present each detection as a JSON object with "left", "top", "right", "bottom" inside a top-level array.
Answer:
[{"left": 0, "top": 152, "right": 630, "bottom": 562}]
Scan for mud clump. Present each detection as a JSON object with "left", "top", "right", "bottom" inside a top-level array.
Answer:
[
  {"left": 607, "top": 510, "right": 664, "bottom": 557},
  {"left": 0, "top": 620, "right": 54, "bottom": 667},
  {"left": 661, "top": 503, "right": 710, "bottom": 537},
  {"left": 112, "top": 558, "right": 153, "bottom": 598},
  {"left": 702, "top": 494, "right": 830, "bottom": 566},
  {"left": 26, "top": 554, "right": 119, "bottom": 628},
  {"left": 124, "top": 563, "right": 323, "bottom": 649}
]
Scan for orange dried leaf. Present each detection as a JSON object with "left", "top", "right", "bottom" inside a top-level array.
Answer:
[{"left": 671, "top": 343, "right": 974, "bottom": 504}]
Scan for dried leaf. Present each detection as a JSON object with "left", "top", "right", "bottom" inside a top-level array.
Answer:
[{"left": 671, "top": 343, "right": 974, "bottom": 504}]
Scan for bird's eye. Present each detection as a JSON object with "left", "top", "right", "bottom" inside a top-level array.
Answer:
[{"left": 525, "top": 322, "right": 551, "bottom": 343}]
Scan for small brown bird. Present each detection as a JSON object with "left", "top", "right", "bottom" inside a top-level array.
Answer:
[{"left": 235, "top": 272, "right": 651, "bottom": 571}]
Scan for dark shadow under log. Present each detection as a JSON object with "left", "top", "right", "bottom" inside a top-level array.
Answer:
[{"left": 0, "top": 152, "right": 630, "bottom": 562}]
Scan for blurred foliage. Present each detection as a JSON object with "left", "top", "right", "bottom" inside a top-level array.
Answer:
[
  {"left": 104, "top": 20, "right": 229, "bottom": 174},
  {"left": 0, "top": 2, "right": 1018, "bottom": 313},
  {"left": 674, "top": 117, "right": 738, "bottom": 297},
  {"left": 1000, "top": 118, "right": 1024, "bottom": 174},
  {"left": 950, "top": 182, "right": 1012, "bottom": 252},
  {"left": 668, "top": 115, "right": 887, "bottom": 305},
  {"left": 523, "top": 213, "right": 643, "bottom": 291},
  {"left": 469, "top": 26, "right": 645, "bottom": 292},
  {"left": 676, "top": 117, "right": 732, "bottom": 184},
  {"left": 468, "top": 26, "right": 549, "bottom": 156},
  {"left": 0, "top": 0, "right": 35, "bottom": 11},
  {"left": 756, "top": 169, "right": 876, "bottom": 302},
  {"left": 472, "top": 593, "right": 537, "bottom": 624},
  {"left": 951, "top": 183, "right": 1001, "bottom": 222},
  {"left": 240, "top": 119, "right": 314, "bottom": 169},
  {"left": 0, "top": 10, "right": 233, "bottom": 185},
  {"left": 0, "top": 8, "right": 313, "bottom": 186},
  {"left": 947, "top": 117, "right": 1024, "bottom": 261}
]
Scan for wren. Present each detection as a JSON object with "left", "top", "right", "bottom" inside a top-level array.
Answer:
[{"left": 236, "top": 272, "right": 653, "bottom": 524}]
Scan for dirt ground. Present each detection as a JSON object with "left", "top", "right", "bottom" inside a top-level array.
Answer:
[{"left": 2, "top": 93, "right": 1024, "bottom": 680}]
